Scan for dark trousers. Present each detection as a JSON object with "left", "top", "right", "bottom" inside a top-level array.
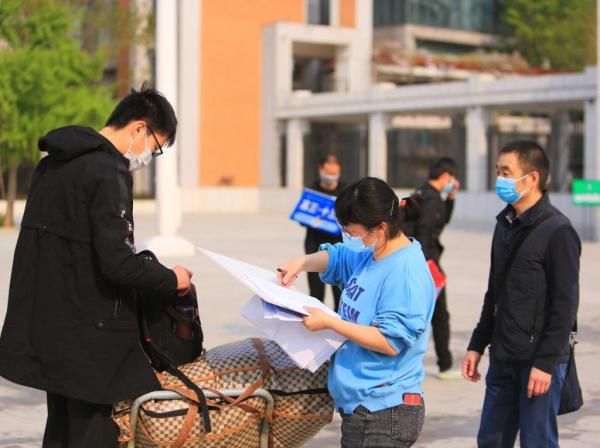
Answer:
[
  {"left": 43, "top": 392, "right": 119, "bottom": 448},
  {"left": 431, "top": 286, "right": 452, "bottom": 371},
  {"left": 477, "top": 358, "right": 567, "bottom": 448},
  {"left": 307, "top": 271, "right": 342, "bottom": 311},
  {"left": 305, "top": 234, "right": 342, "bottom": 311},
  {"left": 340, "top": 403, "right": 425, "bottom": 448}
]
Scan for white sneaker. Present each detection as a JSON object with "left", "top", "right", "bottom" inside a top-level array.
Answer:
[{"left": 436, "top": 369, "right": 463, "bottom": 380}]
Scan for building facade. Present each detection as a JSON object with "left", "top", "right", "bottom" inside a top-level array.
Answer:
[{"left": 157, "top": 0, "right": 599, "bottom": 239}]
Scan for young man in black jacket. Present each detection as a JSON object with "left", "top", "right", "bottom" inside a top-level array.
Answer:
[
  {"left": 462, "top": 141, "right": 580, "bottom": 448},
  {"left": 406, "top": 157, "right": 460, "bottom": 379},
  {"left": 0, "top": 84, "right": 193, "bottom": 447}
]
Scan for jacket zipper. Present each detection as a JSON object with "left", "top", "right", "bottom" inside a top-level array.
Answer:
[{"left": 113, "top": 297, "right": 122, "bottom": 318}]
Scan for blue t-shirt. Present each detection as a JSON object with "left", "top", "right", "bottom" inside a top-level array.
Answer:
[{"left": 319, "top": 240, "right": 436, "bottom": 413}]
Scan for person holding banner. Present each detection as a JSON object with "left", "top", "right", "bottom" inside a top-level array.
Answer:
[
  {"left": 277, "top": 177, "right": 435, "bottom": 448},
  {"left": 404, "top": 157, "right": 461, "bottom": 380},
  {"left": 303, "top": 154, "right": 344, "bottom": 310}
]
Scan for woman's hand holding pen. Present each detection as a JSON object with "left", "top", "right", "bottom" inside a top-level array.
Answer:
[{"left": 276, "top": 256, "right": 305, "bottom": 287}]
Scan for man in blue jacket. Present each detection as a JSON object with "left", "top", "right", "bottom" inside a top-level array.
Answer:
[{"left": 462, "top": 140, "right": 580, "bottom": 448}]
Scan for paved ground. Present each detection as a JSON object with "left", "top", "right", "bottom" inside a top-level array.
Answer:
[{"left": 1, "top": 211, "right": 599, "bottom": 447}]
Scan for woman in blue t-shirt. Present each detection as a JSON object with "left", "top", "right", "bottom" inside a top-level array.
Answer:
[{"left": 277, "top": 177, "right": 436, "bottom": 448}]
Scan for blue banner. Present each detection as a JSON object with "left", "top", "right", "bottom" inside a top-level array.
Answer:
[{"left": 290, "top": 188, "right": 340, "bottom": 235}]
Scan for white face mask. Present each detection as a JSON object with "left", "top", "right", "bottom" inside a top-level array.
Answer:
[
  {"left": 124, "top": 134, "right": 153, "bottom": 172},
  {"left": 320, "top": 172, "right": 340, "bottom": 186}
]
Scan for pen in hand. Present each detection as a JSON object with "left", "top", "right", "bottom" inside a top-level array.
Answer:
[{"left": 276, "top": 267, "right": 298, "bottom": 286}]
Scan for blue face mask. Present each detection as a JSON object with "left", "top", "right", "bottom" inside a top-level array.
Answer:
[
  {"left": 443, "top": 181, "right": 454, "bottom": 194},
  {"left": 495, "top": 174, "right": 530, "bottom": 204},
  {"left": 342, "top": 230, "right": 375, "bottom": 252}
]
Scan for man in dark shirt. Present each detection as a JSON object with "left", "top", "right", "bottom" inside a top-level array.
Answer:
[
  {"left": 462, "top": 141, "right": 580, "bottom": 448},
  {"left": 407, "top": 157, "right": 460, "bottom": 379},
  {"left": 304, "top": 154, "right": 344, "bottom": 310}
]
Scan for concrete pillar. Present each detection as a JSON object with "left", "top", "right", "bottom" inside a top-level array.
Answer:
[
  {"left": 179, "top": 0, "right": 201, "bottom": 190},
  {"left": 334, "top": 45, "right": 351, "bottom": 92},
  {"left": 260, "top": 28, "right": 293, "bottom": 186},
  {"left": 286, "top": 118, "right": 308, "bottom": 190},
  {"left": 585, "top": 99, "right": 598, "bottom": 179},
  {"left": 591, "top": 7, "right": 600, "bottom": 241},
  {"left": 350, "top": 0, "right": 372, "bottom": 91},
  {"left": 131, "top": 0, "right": 154, "bottom": 197},
  {"left": 465, "top": 106, "right": 489, "bottom": 192},
  {"left": 586, "top": 96, "right": 599, "bottom": 241},
  {"left": 330, "top": 0, "right": 340, "bottom": 26},
  {"left": 145, "top": 0, "right": 194, "bottom": 256},
  {"left": 368, "top": 112, "right": 390, "bottom": 179}
]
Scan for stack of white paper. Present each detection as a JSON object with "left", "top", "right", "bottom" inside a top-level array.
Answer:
[
  {"left": 198, "top": 248, "right": 346, "bottom": 372},
  {"left": 261, "top": 300, "right": 304, "bottom": 321}
]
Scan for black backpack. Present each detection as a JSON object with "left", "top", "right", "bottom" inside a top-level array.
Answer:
[
  {"left": 136, "top": 259, "right": 204, "bottom": 369},
  {"left": 136, "top": 250, "right": 212, "bottom": 432}
]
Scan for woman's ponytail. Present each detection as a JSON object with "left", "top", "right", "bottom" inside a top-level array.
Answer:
[
  {"left": 397, "top": 196, "right": 421, "bottom": 224},
  {"left": 336, "top": 177, "right": 421, "bottom": 239}
]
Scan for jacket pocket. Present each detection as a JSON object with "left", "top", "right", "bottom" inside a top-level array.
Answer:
[{"left": 501, "top": 317, "right": 536, "bottom": 359}]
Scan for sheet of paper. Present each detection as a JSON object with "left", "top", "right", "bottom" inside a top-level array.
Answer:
[
  {"left": 241, "top": 296, "right": 345, "bottom": 372},
  {"left": 261, "top": 300, "right": 304, "bottom": 322},
  {"left": 198, "top": 247, "right": 338, "bottom": 317}
]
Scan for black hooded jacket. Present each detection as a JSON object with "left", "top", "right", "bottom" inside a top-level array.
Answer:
[
  {"left": 0, "top": 126, "right": 177, "bottom": 404},
  {"left": 403, "top": 183, "right": 454, "bottom": 261}
]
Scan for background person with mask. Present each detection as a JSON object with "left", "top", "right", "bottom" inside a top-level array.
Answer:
[
  {"left": 0, "top": 83, "right": 193, "bottom": 448},
  {"left": 404, "top": 157, "right": 461, "bottom": 380},
  {"left": 462, "top": 141, "right": 580, "bottom": 448},
  {"left": 303, "top": 154, "right": 344, "bottom": 310}
]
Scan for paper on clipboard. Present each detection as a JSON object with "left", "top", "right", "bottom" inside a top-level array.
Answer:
[
  {"left": 197, "top": 248, "right": 338, "bottom": 318},
  {"left": 198, "top": 248, "right": 346, "bottom": 371}
]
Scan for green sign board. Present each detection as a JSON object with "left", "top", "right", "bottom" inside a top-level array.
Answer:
[{"left": 572, "top": 179, "right": 600, "bottom": 206}]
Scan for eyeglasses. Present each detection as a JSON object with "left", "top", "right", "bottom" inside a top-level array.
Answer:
[
  {"left": 341, "top": 227, "right": 370, "bottom": 239},
  {"left": 147, "top": 125, "right": 164, "bottom": 158}
]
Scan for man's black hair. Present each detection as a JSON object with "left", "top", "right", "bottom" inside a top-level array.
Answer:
[
  {"left": 335, "top": 177, "right": 420, "bottom": 239},
  {"left": 105, "top": 81, "right": 178, "bottom": 147},
  {"left": 499, "top": 140, "right": 550, "bottom": 192},
  {"left": 319, "top": 154, "right": 341, "bottom": 167},
  {"left": 429, "top": 157, "right": 457, "bottom": 180}
]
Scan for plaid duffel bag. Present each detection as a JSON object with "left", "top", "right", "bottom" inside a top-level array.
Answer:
[{"left": 113, "top": 338, "right": 333, "bottom": 447}]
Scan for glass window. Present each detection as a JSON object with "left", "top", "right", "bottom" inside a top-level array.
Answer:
[
  {"left": 487, "top": 113, "right": 585, "bottom": 192},
  {"left": 387, "top": 124, "right": 466, "bottom": 189},
  {"left": 307, "top": 0, "right": 330, "bottom": 25},
  {"left": 293, "top": 57, "right": 335, "bottom": 93},
  {"left": 303, "top": 122, "right": 367, "bottom": 187},
  {"left": 373, "top": 0, "right": 503, "bottom": 34}
]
